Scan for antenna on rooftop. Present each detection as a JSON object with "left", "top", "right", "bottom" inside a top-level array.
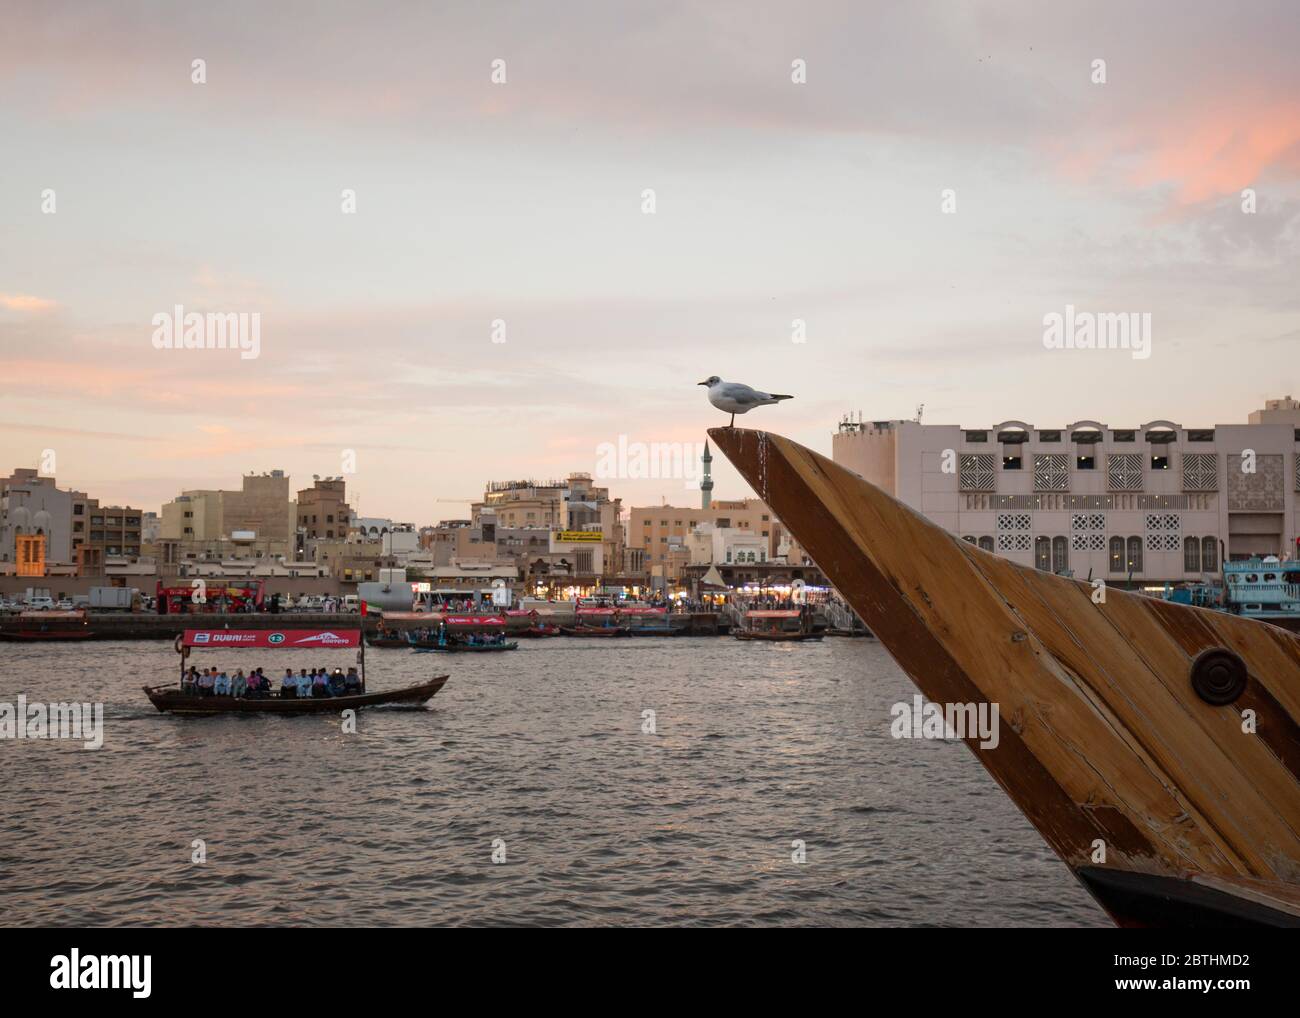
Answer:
[{"left": 915, "top": 403, "right": 925, "bottom": 423}]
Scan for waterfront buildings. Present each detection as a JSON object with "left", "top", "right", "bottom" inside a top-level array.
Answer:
[
  {"left": 832, "top": 397, "right": 1300, "bottom": 587},
  {"left": 297, "top": 477, "right": 352, "bottom": 542},
  {"left": 0, "top": 468, "right": 142, "bottom": 578},
  {"left": 629, "top": 498, "right": 778, "bottom": 571},
  {"left": 161, "top": 470, "right": 297, "bottom": 559}
]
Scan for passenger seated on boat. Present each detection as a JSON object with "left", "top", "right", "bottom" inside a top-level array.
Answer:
[
  {"left": 214, "top": 671, "right": 231, "bottom": 696},
  {"left": 197, "top": 669, "right": 216, "bottom": 696},
  {"left": 312, "top": 668, "right": 330, "bottom": 698},
  {"left": 281, "top": 668, "right": 296, "bottom": 698},
  {"left": 245, "top": 668, "right": 264, "bottom": 698},
  {"left": 232, "top": 669, "right": 248, "bottom": 698},
  {"left": 344, "top": 668, "right": 361, "bottom": 694},
  {"left": 294, "top": 669, "right": 312, "bottom": 699},
  {"left": 181, "top": 667, "right": 198, "bottom": 696},
  {"left": 328, "top": 669, "right": 346, "bottom": 696}
]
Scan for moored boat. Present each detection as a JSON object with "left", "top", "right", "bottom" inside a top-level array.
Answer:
[
  {"left": 406, "top": 613, "right": 517, "bottom": 651},
  {"left": 710, "top": 426, "right": 1300, "bottom": 928},
  {"left": 560, "top": 625, "right": 627, "bottom": 637},
  {"left": 732, "top": 608, "right": 822, "bottom": 641},
  {"left": 0, "top": 610, "right": 95, "bottom": 641}
]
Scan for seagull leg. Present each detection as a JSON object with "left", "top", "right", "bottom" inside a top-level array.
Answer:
[{"left": 729, "top": 413, "right": 735, "bottom": 427}]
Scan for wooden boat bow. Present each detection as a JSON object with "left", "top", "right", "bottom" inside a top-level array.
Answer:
[{"left": 709, "top": 426, "right": 1300, "bottom": 926}]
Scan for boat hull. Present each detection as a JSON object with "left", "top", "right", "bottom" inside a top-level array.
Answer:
[
  {"left": 560, "top": 626, "right": 626, "bottom": 637},
  {"left": 733, "top": 630, "right": 823, "bottom": 641},
  {"left": 409, "top": 642, "right": 518, "bottom": 652},
  {"left": 709, "top": 427, "right": 1300, "bottom": 928},
  {"left": 143, "top": 675, "right": 449, "bottom": 714},
  {"left": 0, "top": 631, "right": 95, "bottom": 641}
]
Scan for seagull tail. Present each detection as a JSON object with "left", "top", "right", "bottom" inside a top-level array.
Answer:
[{"left": 770, "top": 394, "right": 793, "bottom": 401}]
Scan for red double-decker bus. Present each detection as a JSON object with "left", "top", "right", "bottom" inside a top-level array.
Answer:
[{"left": 156, "top": 579, "right": 266, "bottom": 614}]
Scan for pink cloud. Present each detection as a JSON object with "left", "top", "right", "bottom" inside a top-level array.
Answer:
[{"left": 0, "top": 294, "right": 57, "bottom": 312}]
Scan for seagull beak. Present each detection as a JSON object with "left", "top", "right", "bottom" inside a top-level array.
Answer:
[{"left": 697, "top": 380, "right": 708, "bottom": 386}]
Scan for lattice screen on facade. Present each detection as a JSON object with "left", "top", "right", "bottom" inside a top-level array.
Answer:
[
  {"left": 1070, "top": 512, "right": 1106, "bottom": 551},
  {"left": 1033, "top": 454, "right": 1069, "bottom": 491},
  {"left": 1107, "top": 453, "right": 1143, "bottom": 491},
  {"left": 1144, "top": 512, "right": 1181, "bottom": 552},
  {"left": 1181, "top": 452, "right": 1218, "bottom": 491},
  {"left": 959, "top": 453, "right": 995, "bottom": 492},
  {"left": 996, "top": 512, "right": 1031, "bottom": 552}
]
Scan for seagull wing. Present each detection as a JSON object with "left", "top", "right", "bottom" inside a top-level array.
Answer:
[{"left": 716, "top": 382, "right": 770, "bottom": 404}]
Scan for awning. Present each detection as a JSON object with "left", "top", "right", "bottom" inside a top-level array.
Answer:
[
  {"left": 182, "top": 629, "right": 362, "bottom": 648},
  {"left": 700, "top": 565, "right": 727, "bottom": 589},
  {"left": 746, "top": 610, "right": 801, "bottom": 618},
  {"left": 443, "top": 615, "right": 506, "bottom": 627}
]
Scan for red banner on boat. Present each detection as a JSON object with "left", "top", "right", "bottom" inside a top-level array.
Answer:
[
  {"left": 746, "top": 610, "right": 802, "bottom": 618},
  {"left": 182, "top": 629, "right": 362, "bottom": 649},
  {"left": 576, "top": 607, "right": 619, "bottom": 616},
  {"left": 443, "top": 615, "right": 506, "bottom": 627}
]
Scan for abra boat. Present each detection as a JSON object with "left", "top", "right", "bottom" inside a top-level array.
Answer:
[
  {"left": 406, "top": 613, "right": 518, "bottom": 651},
  {"left": 562, "top": 607, "right": 628, "bottom": 636},
  {"left": 733, "top": 608, "right": 823, "bottom": 642},
  {"left": 560, "top": 625, "right": 627, "bottom": 637},
  {"left": 0, "top": 610, "right": 95, "bottom": 641},
  {"left": 145, "top": 628, "right": 448, "bottom": 715},
  {"left": 710, "top": 426, "right": 1300, "bottom": 928},
  {"left": 410, "top": 640, "right": 518, "bottom": 653}
]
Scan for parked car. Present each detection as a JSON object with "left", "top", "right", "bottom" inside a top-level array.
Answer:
[
  {"left": 26, "top": 596, "right": 55, "bottom": 610},
  {"left": 0, "top": 599, "right": 20, "bottom": 614},
  {"left": 341, "top": 595, "right": 360, "bottom": 613},
  {"left": 55, "top": 599, "right": 75, "bottom": 610}
]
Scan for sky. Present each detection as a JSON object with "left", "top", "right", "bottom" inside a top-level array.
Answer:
[{"left": 2, "top": 0, "right": 1298, "bottom": 521}]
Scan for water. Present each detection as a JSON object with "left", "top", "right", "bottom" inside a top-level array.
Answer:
[{"left": 1, "top": 638, "right": 1106, "bottom": 927}]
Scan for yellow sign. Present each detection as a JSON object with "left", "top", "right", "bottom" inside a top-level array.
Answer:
[{"left": 555, "top": 530, "right": 602, "bottom": 543}]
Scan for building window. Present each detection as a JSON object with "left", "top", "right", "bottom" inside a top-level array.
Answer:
[
  {"left": 1152, "top": 455, "right": 1169, "bottom": 470},
  {"left": 1126, "top": 536, "right": 1143, "bottom": 573},
  {"left": 978, "top": 536, "right": 994, "bottom": 553},
  {"left": 1076, "top": 455, "right": 1095, "bottom": 470},
  {"left": 962, "top": 535, "right": 976, "bottom": 544},
  {"left": 965, "top": 430, "right": 988, "bottom": 443},
  {"left": 1184, "top": 536, "right": 1201, "bottom": 572},
  {"left": 1002, "top": 455, "right": 1022, "bottom": 470},
  {"left": 1034, "top": 536, "right": 1051, "bottom": 571},
  {"left": 1109, "top": 536, "right": 1125, "bottom": 573},
  {"left": 1202, "top": 537, "right": 1218, "bottom": 572},
  {"left": 1052, "top": 536, "right": 1069, "bottom": 573}
]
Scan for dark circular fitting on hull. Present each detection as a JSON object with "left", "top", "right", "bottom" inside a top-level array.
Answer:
[{"left": 1190, "top": 648, "right": 1247, "bottom": 705}]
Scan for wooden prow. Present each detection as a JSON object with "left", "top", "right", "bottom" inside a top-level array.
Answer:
[{"left": 709, "top": 426, "right": 1300, "bottom": 926}]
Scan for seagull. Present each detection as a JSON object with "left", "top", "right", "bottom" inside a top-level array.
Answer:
[{"left": 698, "top": 376, "right": 793, "bottom": 427}]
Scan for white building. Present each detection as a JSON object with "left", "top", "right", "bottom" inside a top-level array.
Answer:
[{"left": 833, "top": 398, "right": 1300, "bottom": 586}]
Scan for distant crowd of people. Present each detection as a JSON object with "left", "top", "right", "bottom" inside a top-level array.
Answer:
[{"left": 181, "top": 665, "right": 362, "bottom": 698}]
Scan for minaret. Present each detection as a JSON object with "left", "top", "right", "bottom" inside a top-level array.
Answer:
[{"left": 700, "top": 440, "right": 714, "bottom": 510}]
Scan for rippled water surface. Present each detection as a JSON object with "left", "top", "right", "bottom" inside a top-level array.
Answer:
[{"left": 2, "top": 638, "right": 1106, "bottom": 926}]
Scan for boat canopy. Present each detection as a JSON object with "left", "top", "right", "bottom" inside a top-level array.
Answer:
[
  {"left": 746, "top": 610, "right": 802, "bottom": 618},
  {"left": 621, "top": 606, "right": 667, "bottom": 615},
  {"left": 19, "top": 610, "right": 85, "bottom": 619},
  {"left": 506, "top": 609, "right": 537, "bottom": 617},
  {"left": 576, "top": 607, "right": 619, "bottom": 616},
  {"left": 377, "top": 611, "right": 429, "bottom": 621},
  {"left": 442, "top": 615, "right": 506, "bottom": 627},
  {"left": 181, "top": 629, "right": 362, "bottom": 649}
]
